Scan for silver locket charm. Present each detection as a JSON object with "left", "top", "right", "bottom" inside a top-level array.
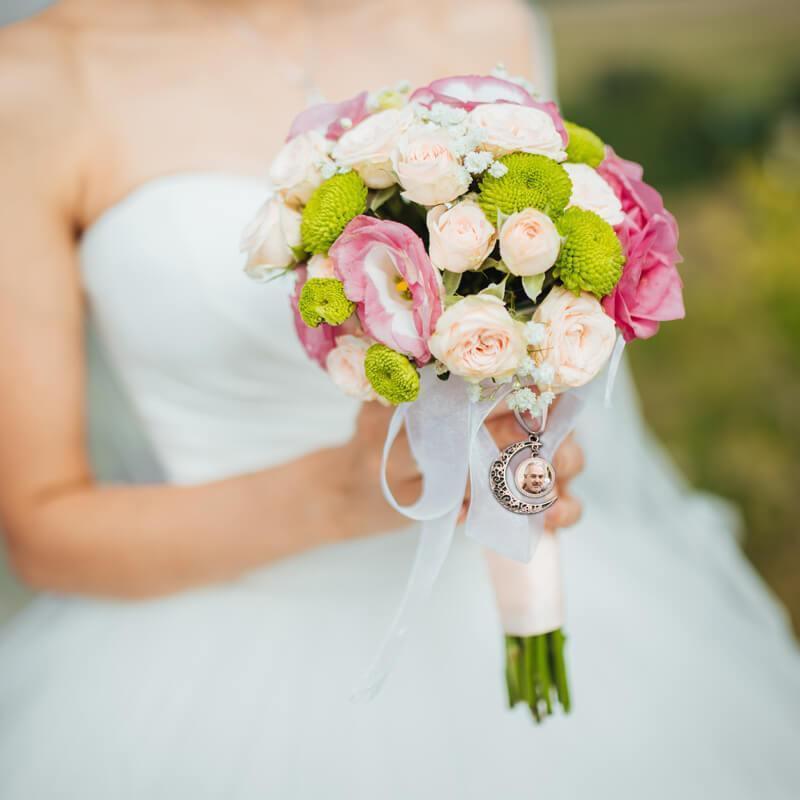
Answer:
[{"left": 489, "top": 406, "right": 558, "bottom": 515}]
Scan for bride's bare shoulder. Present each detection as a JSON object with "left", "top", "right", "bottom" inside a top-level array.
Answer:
[{"left": 0, "top": 12, "right": 87, "bottom": 199}]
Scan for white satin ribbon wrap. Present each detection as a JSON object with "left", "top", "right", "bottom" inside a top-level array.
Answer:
[
  {"left": 484, "top": 533, "right": 564, "bottom": 636},
  {"left": 352, "top": 369, "right": 590, "bottom": 701}
]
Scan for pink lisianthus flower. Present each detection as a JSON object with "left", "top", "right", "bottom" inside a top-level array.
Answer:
[
  {"left": 330, "top": 216, "right": 443, "bottom": 364},
  {"left": 410, "top": 75, "right": 568, "bottom": 147},
  {"left": 598, "top": 147, "right": 685, "bottom": 341},
  {"left": 290, "top": 266, "right": 340, "bottom": 367},
  {"left": 287, "top": 91, "right": 370, "bottom": 142}
]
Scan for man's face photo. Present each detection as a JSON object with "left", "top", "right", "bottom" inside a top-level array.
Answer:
[{"left": 515, "top": 458, "right": 552, "bottom": 497}]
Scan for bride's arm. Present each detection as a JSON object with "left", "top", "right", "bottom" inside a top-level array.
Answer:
[{"left": 0, "top": 48, "right": 384, "bottom": 598}]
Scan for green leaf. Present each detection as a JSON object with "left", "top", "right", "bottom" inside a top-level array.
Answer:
[
  {"left": 522, "top": 273, "right": 545, "bottom": 302},
  {"left": 479, "top": 275, "right": 508, "bottom": 301},
  {"left": 369, "top": 186, "right": 399, "bottom": 214},
  {"left": 291, "top": 245, "right": 309, "bottom": 263},
  {"left": 444, "top": 293, "right": 464, "bottom": 308},
  {"left": 482, "top": 257, "right": 509, "bottom": 274},
  {"left": 442, "top": 270, "right": 463, "bottom": 296}
]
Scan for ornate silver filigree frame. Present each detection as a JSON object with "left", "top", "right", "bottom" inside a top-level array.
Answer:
[{"left": 489, "top": 434, "right": 558, "bottom": 515}]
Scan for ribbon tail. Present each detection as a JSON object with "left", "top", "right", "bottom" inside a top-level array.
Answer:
[
  {"left": 466, "top": 424, "right": 537, "bottom": 561},
  {"left": 604, "top": 334, "right": 626, "bottom": 408},
  {"left": 350, "top": 504, "right": 460, "bottom": 702}
]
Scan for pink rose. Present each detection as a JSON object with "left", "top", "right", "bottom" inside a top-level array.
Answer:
[
  {"left": 286, "top": 91, "right": 370, "bottom": 142},
  {"left": 306, "top": 253, "right": 336, "bottom": 279},
  {"left": 427, "top": 200, "right": 497, "bottom": 273},
  {"left": 468, "top": 103, "right": 567, "bottom": 160},
  {"left": 326, "top": 334, "right": 378, "bottom": 401},
  {"left": 428, "top": 294, "right": 528, "bottom": 381},
  {"left": 410, "top": 75, "right": 568, "bottom": 146},
  {"left": 240, "top": 197, "right": 302, "bottom": 278},
  {"left": 330, "top": 216, "right": 443, "bottom": 364},
  {"left": 268, "top": 131, "right": 331, "bottom": 206},
  {"left": 392, "top": 126, "right": 471, "bottom": 206},
  {"left": 533, "top": 287, "right": 616, "bottom": 393},
  {"left": 332, "top": 107, "right": 413, "bottom": 189},
  {"left": 290, "top": 267, "right": 340, "bottom": 368},
  {"left": 598, "top": 148, "right": 684, "bottom": 341},
  {"left": 564, "top": 163, "right": 624, "bottom": 226},
  {"left": 499, "top": 209, "right": 561, "bottom": 277}
]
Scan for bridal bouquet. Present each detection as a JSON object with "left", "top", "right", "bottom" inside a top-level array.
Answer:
[{"left": 242, "top": 72, "right": 684, "bottom": 721}]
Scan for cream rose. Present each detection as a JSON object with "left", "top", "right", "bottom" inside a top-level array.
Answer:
[
  {"left": 468, "top": 104, "right": 566, "bottom": 160},
  {"left": 429, "top": 294, "right": 528, "bottom": 381},
  {"left": 427, "top": 200, "right": 496, "bottom": 274},
  {"left": 306, "top": 253, "right": 336, "bottom": 279},
  {"left": 332, "top": 108, "right": 412, "bottom": 189},
  {"left": 564, "top": 163, "right": 624, "bottom": 226},
  {"left": 499, "top": 209, "right": 561, "bottom": 277},
  {"left": 325, "top": 335, "right": 377, "bottom": 401},
  {"left": 268, "top": 131, "right": 331, "bottom": 206},
  {"left": 533, "top": 286, "right": 616, "bottom": 392},
  {"left": 392, "top": 126, "right": 471, "bottom": 206},
  {"left": 240, "top": 197, "right": 302, "bottom": 279}
]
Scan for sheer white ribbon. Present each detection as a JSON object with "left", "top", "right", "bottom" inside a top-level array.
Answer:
[
  {"left": 604, "top": 334, "right": 626, "bottom": 407},
  {"left": 352, "top": 368, "right": 591, "bottom": 700}
]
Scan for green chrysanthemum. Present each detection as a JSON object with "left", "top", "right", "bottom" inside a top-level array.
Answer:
[
  {"left": 301, "top": 171, "right": 368, "bottom": 255},
  {"left": 298, "top": 278, "right": 355, "bottom": 327},
  {"left": 364, "top": 344, "right": 420, "bottom": 405},
  {"left": 552, "top": 207, "right": 625, "bottom": 298},
  {"left": 564, "top": 121, "right": 606, "bottom": 168},
  {"left": 478, "top": 153, "right": 572, "bottom": 225}
]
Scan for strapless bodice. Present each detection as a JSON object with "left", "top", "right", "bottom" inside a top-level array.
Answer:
[{"left": 80, "top": 173, "right": 359, "bottom": 484}]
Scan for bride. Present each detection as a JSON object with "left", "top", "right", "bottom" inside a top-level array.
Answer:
[{"left": 0, "top": 1, "right": 798, "bottom": 797}]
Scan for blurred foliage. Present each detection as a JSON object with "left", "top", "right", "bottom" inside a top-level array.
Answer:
[
  {"left": 562, "top": 68, "right": 796, "bottom": 189},
  {"left": 547, "top": 0, "right": 800, "bottom": 624}
]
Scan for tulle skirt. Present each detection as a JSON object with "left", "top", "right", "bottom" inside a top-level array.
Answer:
[{"left": 1, "top": 490, "right": 798, "bottom": 799}]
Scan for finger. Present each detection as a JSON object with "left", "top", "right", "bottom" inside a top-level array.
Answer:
[
  {"left": 360, "top": 402, "right": 418, "bottom": 485},
  {"left": 552, "top": 435, "right": 585, "bottom": 483},
  {"left": 544, "top": 494, "right": 582, "bottom": 532},
  {"left": 484, "top": 413, "right": 526, "bottom": 450},
  {"left": 457, "top": 497, "right": 470, "bottom": 525}
]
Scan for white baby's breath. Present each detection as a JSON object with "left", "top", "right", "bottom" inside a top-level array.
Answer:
[
  {"left": 319, "top": 162, "right": 337, "bottom": 180},
  {"left": 506, "top": 387, "right": 555, "bottom": 417},
  {"left": 525, "top": 321, "right": 547, "bottom": 346},
  {"left": 533, "top": 362, "right": 555, "bottom": 388},
  {"left": 488, "top": 161, "right": 508, "bottom": 178},
  {"left": 428, "top": 103, "right": 468, "bottom": 127},
  {"left": 464, "top": 151, "right": 494, "bottom": 175},
  {"left": 517, "top": 356, "right": 537, "bottom": 377},
  {"left": 466, "top": 382, "right": 483, "bottom": 403},
  {"left": 506, "top": 387, "right": 539, "bottom": 414}
]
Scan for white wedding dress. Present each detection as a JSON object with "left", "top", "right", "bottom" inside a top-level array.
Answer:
[
  {"left": 1, "top": 13, "right": 799, "bottom": 800},
  {"left": 0, "top": 176, "right": 797, "bottom": 800}
]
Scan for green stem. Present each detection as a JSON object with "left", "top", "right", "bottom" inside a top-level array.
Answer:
[
  {"left": 522, "top": 637, "right": 541, "bottom": 721},
  {"left": 505, "top": 637, "right": 521, "bottom": 708},
  {"left": 549, "top": 629, "right": 572, "bottom": 713},
  {"left": 536, "top": 634, "right": 553, "bottom": 716}
]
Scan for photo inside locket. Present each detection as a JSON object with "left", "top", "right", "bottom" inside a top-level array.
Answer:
[{"left": 506, "top": 450, "right": 554, "bottom": 501}]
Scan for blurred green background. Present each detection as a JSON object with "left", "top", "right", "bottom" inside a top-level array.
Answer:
[{"left": 543, "top": 0, "right": 800, "bottom": 625}]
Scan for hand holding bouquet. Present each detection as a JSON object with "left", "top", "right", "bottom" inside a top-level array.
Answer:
[{"left": 243, "top": 71, "right": 684, "bottom": 721}]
